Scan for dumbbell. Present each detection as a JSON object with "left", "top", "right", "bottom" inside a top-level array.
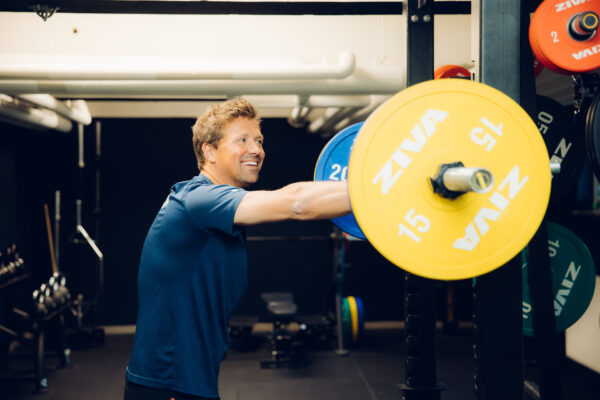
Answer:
[
  {"left": 11, "top": 244, "right": 25, "bottom": 275},
  {"left": 48, "top": 276, "right": 64, "bottom": 306},
  {"left": 51, "top": 272, "right": 71, "bottom": 305},
  {"left": 40, "top": 283, "right": 56, "bottom": 311},
  {"left": 1, "top": 250, "right": 16, "bottom": 280},
  {"left": 32, "top": 289, "right": 48, "bottom": 318},
  {"left": 0, "top": 256, "right": 8, "bottom": 283}
]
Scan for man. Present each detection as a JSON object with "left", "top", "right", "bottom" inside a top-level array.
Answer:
[{"left": 124, "top": 98, "right": 351, "bottom": 400}]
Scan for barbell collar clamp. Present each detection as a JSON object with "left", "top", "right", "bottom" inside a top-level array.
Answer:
[
  {"left": 569, "top": 11, "right": 599, "bottom": 41},
  {"left": 550, "top": 162, "right": 561, "bottom": 175}
]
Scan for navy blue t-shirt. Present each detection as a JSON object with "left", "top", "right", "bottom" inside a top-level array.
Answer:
[{"left": 126, "top": 174, "right": 247, "bottom": 398}]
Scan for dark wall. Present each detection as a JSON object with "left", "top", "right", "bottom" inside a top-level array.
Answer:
[
  {"left": 0, "top": 136, "right": 17, "bottom": 251},
  {"left": 0, "top": 121, "right": 76, "bottom": 311}
]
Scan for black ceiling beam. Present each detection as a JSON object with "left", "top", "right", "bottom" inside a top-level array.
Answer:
[
  {"left": 0, "top": 1, "right": 405, "bottom": 15},
  {"left": 1, "top": 1, "right": 476, "bottom": 15},
  {"left": 434, "top": 1, "right": 470, "bottom": 15}
]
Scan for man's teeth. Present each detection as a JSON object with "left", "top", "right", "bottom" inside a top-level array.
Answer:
[{"left": 242, "top": 161, "right": 258, "bottom": 166}]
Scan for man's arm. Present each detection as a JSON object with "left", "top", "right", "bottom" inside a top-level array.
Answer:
[{"left": 233, "top": 181, "right": 351, "bottom": 226}]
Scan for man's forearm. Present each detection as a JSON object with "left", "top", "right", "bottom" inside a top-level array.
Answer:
[{"left": 287, "top": 181, "right": 351, "bottom": 220}]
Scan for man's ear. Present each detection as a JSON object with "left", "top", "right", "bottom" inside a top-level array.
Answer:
[{"left": 202, "top": 143, "right": 216, "bottom": 163}]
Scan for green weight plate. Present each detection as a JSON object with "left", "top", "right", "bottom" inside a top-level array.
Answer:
[
  {"left": 342, "top": 297, "right": 352, "bottom": 345},
  {"left": 522, "top": 222, "right": 596, "bottom": 336}
]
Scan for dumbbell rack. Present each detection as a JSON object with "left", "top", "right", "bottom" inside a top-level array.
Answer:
[{"left": 0, "top": 276, "right": 70, "bottom": 393}]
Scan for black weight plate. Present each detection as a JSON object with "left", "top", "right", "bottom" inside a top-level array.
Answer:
[
  {"left": 585, "top": 94, "right": 600, "bottom": 181},
  {"left": 582, "top": 95, "right": 596, "bottom": 171},
  {"left": 536, "top": 95, "right": 585, "bottom": 203}
]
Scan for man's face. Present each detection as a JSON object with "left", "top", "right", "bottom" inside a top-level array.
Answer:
[{"left": 212, "top": 118, "right": 265, "bottom": 188}]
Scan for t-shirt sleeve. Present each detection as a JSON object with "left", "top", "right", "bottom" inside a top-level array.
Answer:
[{"left": 184, "top": 184, "right": 247, "bottom": 236}]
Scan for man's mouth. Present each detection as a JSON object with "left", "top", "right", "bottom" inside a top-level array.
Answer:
[{"left": 241, "top": 161, "right": 259, "bottom": 167}]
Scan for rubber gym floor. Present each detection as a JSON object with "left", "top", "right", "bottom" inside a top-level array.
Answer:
[{"left": 0, "top": 326, "right": 599, "bottom": 400}]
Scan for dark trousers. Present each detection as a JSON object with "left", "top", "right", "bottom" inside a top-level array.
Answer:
[{"left": 124, "top": 380, "right": 220, "bottom": 400}]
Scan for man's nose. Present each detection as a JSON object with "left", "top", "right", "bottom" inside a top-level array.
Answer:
[{"left": 249, "top": 141, "right": 262, "bottom": 154}]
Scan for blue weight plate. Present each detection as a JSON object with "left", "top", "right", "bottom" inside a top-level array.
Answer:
[
  {"left": 355, "top": 296, "right": 365, "bottom": 336},
  {"left": 314, "top": 122, "right": 365, "bottom": 239}
]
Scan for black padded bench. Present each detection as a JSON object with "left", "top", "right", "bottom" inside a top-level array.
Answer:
[{"left": 260, "top": 292, "right": 304, "bottom": 368}]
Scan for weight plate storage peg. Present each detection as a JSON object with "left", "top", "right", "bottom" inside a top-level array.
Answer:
[
  {"left": 529, "top": 0, "right": 600, "bottom": 74},
  {"left": 348, "top": 79, "right": 551, "bottom": 280},
  {"left": 535, "top": 95, "right": 584, "bottom": 203},
  {"left": 522, "top": 222, "right": 596, "bottom": 335},
  {"left": 314, "top": 122, "right": 366, "bottom": 239}
]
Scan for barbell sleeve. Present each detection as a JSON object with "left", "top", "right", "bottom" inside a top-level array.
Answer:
[{"left": 442, "top": 167, "right": 494, "bottom": 194}]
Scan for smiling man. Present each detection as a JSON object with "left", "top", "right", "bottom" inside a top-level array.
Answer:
[{"left": 124, "top": 98, "right": 351, "bottom": 400}]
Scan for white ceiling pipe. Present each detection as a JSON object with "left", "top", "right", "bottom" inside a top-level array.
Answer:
[
  {"left": 0, "top": 68, "right": 404, "bottom": 96},
  {"left": 307, "top": 107, "right": 360, "bottom": 134},
  {"left": 15, "top": 94, "right": 92, "bottom": 125},
  {"left": 287, "top": 94, "right": 371, "bottom": 128},
  {"left": 326, "top": 95, "right": 386, "bottom": 136},
  {"left": 314, "top": 106, "right": 364, "bottom": 135},
  {"left": 0, "top": 113, "right": 48, "bottom": 132},
  {"left": 331, "top": 95, "right": 390, "bottom": 132},
  {"left": 304, "top": 95, "right": 371, "bottom": 108},
  {"left": 307, "top": 107, "right": 340, "bottom": 133},
  {"left": 0, "top": 95, "right": 73, "bottom": 132},
  {"left": 290, "top": 106, "right": 309, "bottom": 120},
  {"left": 0, "top": 51, "right": 355, "bottom": 81},
  {"left": 288, "top": 106, "right": 311, "bottom": 128}
]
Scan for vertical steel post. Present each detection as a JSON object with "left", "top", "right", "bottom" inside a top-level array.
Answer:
[
  {"left": 473, "top": 2, "right": 524, "bottom": 399},
  {"left": 399, "top": 1, "right": 444, "bottom": 399},
  {"left": 94, "top": 120, "right": 102, "bottom": 243}
]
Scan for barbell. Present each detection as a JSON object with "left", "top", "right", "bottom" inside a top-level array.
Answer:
[{"left": 315, "top": 79, "right": 553, "bottom": 281}]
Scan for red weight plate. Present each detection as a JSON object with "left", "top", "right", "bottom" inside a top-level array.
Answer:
[
  {"left": 529, "top": 0, "right": 600, "bottom": 74},
  {"left": 434, "top": 65, "right": 471, "bottom": 80},
  {"left": 529, "top": 4, "right": 571, "bottom": 74}
]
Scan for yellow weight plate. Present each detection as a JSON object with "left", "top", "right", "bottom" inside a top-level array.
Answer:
[
  {"left": 348, "top": 79, "right": 551, "bottom": 280},
  {"left": 347, "top": 296, "right": 359, "bottom": 343}
]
